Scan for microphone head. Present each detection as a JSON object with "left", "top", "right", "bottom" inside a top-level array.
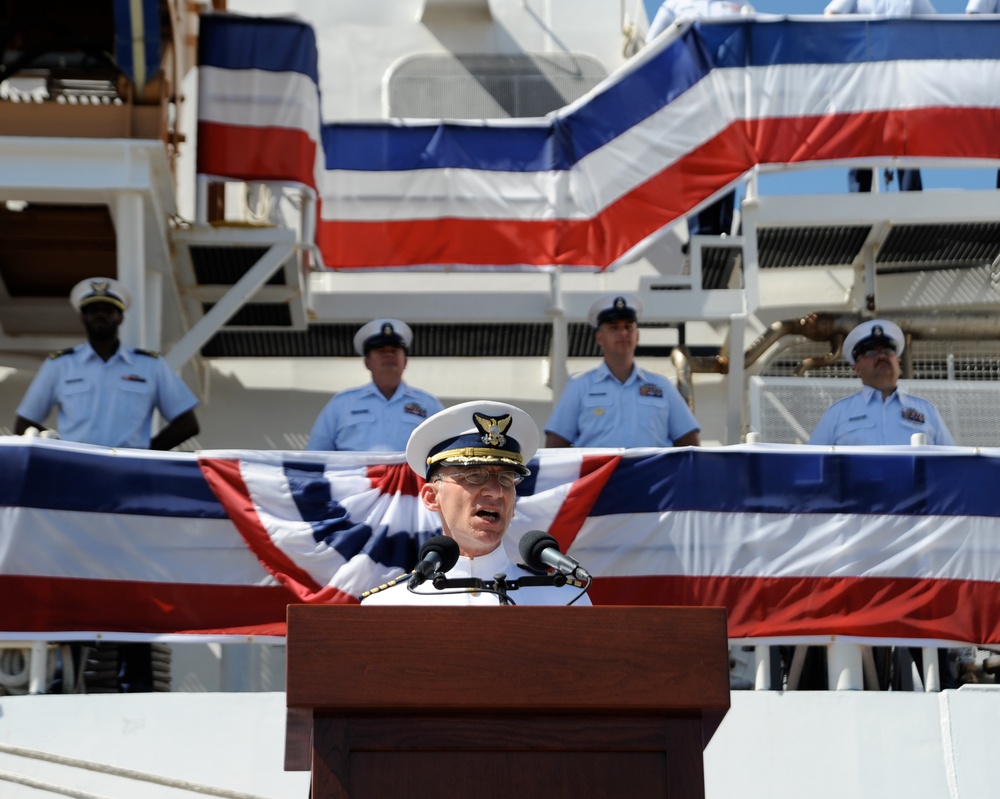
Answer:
[
  {"left": 518, "top": 529, "right": 558, "bottom": 572},
  {"left": 418, "top": 535, "right": 460, "bottom": 572}
]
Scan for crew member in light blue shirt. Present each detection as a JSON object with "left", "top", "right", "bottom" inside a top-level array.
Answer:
[
  {"left": 646, "top": 0, "right": 753, "bottom": 43},
  {"left": 824, "top": 0, "right": 935, "bottom": 16},
  {"left": 14, "top": 276, "right": 200, "bottom": 695},
  {"left": 15, "top": 277, "right": 200, "bottom": 450},
  {"left": 545, "top": 294, "right": 700, "bottom": 449},
  {"left": 808, "top": 319, "right": 955, "bottom": 446},
  {"left": 307, "top": 318, "right": 443, "bottom": 452}
]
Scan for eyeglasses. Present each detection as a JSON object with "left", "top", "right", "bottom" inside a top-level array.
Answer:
[
  {"left": 435, "top": 468, "right": 524, "bottom": 488},
  {"left": 857, "top": 347, "right": 897, "bottom": 360}
]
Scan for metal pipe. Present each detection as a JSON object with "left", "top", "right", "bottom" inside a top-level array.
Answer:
[
  {"left": 660, "top": 309, "right": 998, "bottom": 409},
  {"left": 744, "top": 310, "right": 1000, "bottom": 375},
  {"left": 670, "top": 346, "right": 694, "bottom": 410},
  {"left": 794, "top": 335, "right": 844, "bottom": 376}
]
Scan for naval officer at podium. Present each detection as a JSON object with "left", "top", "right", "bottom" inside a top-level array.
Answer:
[{"left": 362, "top": 400, "right": 591, "bottom": 606}]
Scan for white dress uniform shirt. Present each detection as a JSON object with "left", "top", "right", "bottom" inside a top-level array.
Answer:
[{"left": 361, "top": 544, "right": 591, "bottom": 606}]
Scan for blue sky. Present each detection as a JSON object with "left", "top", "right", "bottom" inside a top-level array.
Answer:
[{"left": 639, "top": 0, "right": 996, "bottom": 195}]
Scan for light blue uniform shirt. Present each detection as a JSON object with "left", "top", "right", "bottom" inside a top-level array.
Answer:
[
  {"left": 824, "top": 0, "right": 936, "bottom": 14},
  {"left": 808, "top": 386, "right": 955, "bottom": 446},
  {"left": 17, "top": 343, "right": 198, "bottom": 449},
  {"left": 545, "top": 362, "right": 699, "bottom": 448},
  {"left": 306, "top": 382, "right": 443, "bottom": 452},
  {"left": 647, "top": 0, "right": 753, "bottom": 42},
  {"left": 966, "top": 0, "right": 999, "bottom": 12}
]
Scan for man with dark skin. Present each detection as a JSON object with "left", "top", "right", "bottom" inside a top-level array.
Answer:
[
  {"left": 14, "top": 277, "right": 200, "bottom": 693},
  {"left": 15, "top": 277, "right": 199, "bottom": 450}
]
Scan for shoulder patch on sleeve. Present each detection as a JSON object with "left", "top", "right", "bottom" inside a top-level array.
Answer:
[
  {"left": 360, "top": 575, "right": 407, "bottom": 598},
  {"left": 134, "top": 348, "right": 161, "bottom": 358},
  {"left": 47, "top": 348, "right": 74, "bottom": 360}
]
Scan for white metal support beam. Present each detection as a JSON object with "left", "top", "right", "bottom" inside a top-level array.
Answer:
[
  {"left": 115, "top": 191, "right": 147, "bottom": 349},
  {"left": 165, "top": 241, "right": 297, "bottom": 370},
  {"left": 548, "top": 268, "right": 568, "bottom": 401},
  {"left": 727, "top": 312, "right": 747, "bottom": 445}
]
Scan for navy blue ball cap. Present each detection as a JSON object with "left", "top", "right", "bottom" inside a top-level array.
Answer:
[
  {"left": 406, "top": 400, "right": 539, "bottom": 479},
  {"left": 353, "top": 318, "right": 413, "bottom": 356}
]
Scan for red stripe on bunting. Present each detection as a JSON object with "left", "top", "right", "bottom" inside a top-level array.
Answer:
[
  {"left": 588, "top": 574, "right": 1000, "bottom": 645},
  {"left": 198, "top": 457, "right": 357, "bottom": 604},
  {"left": 197, "top": 121, "right": 319, "bottom": 190},
  {"left": 546, "top": 455, "right": 621, "bottom": 553},
  {"left": 315, "top": 121, "right": 748, "bottom": 269},
  {"left": 0, "top": 575, "right": 298, "bottom": 637},
  {"left": 317, "top": 106, "right": 1000, "bottom": 270},
  {"left": 366, "top": 462, "right": 425, "bottom": 497}
]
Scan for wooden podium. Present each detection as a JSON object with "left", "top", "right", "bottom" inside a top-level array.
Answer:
[{"left": 286, "top": 605, "right": 729, "bottom": 799}]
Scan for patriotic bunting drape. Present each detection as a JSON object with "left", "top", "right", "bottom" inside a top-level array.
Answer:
[
  {"left": 196, "top": 15, "right": 1000, "bottom": 270},
  {"left": 2, "top": 439, "right": 999, "bottom": 644}
]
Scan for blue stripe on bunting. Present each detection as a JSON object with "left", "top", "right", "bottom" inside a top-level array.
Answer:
[
  {"left": 322, "top": 26, "right": 714, "bottom": 173},
  {"left": 282, "top": 461, "right": 438, "bottom": 569},
  {"left": 587, "top": 449, "right": 1000, "bottom": 518},
  {"left": 321, "top": 18, "right": 1000, "bottom": 174},
  {"left": 0, "top": 446, "right": 225, "bottom": 518},
  {"left": 322, "top": 122, "right": 561, "bottom": 173},
  {"left": 737, "top": 18, "right": 1000, "bottom": 67},
  {"left": 5, "top": 444, "right": 998, "bottom": 548},
  {"left": 198, "top": 13, "right": 319, "bottom": 81},
  {"left": 112, "top": 0, "right": 161, "bottom": 92}
]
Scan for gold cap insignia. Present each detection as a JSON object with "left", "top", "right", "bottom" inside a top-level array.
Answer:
[{"left": 473, "top": 413, "right": 512, "bottom": 447}]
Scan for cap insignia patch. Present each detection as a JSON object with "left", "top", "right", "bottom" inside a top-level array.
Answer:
[{"left": 473, "top": 413, "right": 512, "bottom": 447}]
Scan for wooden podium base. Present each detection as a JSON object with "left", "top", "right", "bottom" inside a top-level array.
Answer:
[
  {"left": 287, "top": 605, "right": 730, "bottom": 799},
  {"left": 314, "top": 715, "right": 708, "bottom": 798}
]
